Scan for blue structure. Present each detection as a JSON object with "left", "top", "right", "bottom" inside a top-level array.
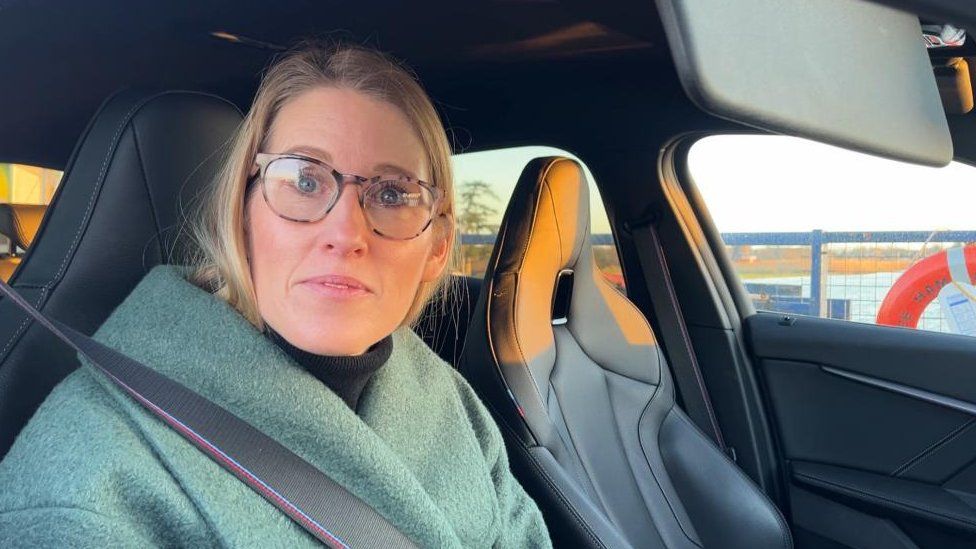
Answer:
[
  {"left": 722, "top": 230, "right": 976, "bottom": 317},
  {"left": 461, "top": 230, "right": 976, "bottom": 321}
]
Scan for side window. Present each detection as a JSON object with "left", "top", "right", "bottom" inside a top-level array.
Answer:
[
  {"left": 0, "top": 163, "right": 62, "bottom": 281},
  {"left": 451, "top": 146, "right": 623, "bottom": 290},
  {"left": 687, "top": 134, "right": 976, "bottom": 337}
]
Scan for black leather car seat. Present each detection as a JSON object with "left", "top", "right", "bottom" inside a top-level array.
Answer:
[
  {"left": 459, "top": 157, "right": 793, "bottom": 548},
  {"left": 0, "top": 90, "right": 243, "bottom": 458},
  {"left": 415, "top": 275, "right": 482, "bottom": 367}
]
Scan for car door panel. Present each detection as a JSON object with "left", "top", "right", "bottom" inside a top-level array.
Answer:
[{"left": 746, "top": 312, "right": 976, "bottom": 547}]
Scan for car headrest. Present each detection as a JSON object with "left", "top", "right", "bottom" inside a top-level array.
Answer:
[
  {"left": 0, "top": 89, "right": 242, "bottom": 458},
  {"left": 472, "top": 156, "right": 659, "bottom": 443},
  {"left": 7, "top": 89, "right": 242, "bottom": 290},
  {"left": 493, "top": 156, "right": 656, "bottom": 377},
  {"left": 0, "top": 204, "right": 46, "bottom": 251}
]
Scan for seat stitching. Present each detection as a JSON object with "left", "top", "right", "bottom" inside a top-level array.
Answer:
[
  {"left": 546, "top": 375, "right": 612, "bottom": 516},
  {"left": 0, "top": 287, "right": 48, "bottom": 361},
  {"left": 0, "top": 91, "right": 239, "bottom": 406},
  {"left": 0, "top": 96, "right": 151, "bottom": 363},
  {"left": 130, "top": 118, "right": 164, "bottom": 258},
  {"left": 506, "top": 158, "right": 567, "bottom": 417},
  {"left": 568, "top": 318, "right": 659, "bottom": 382},
  {"left": 509, "top": 276, "right": 550, "bottom": 414},
  {"left": 636, "top": 379, "right": 704, "bottom": 548},
  {"left": 565, "top": 252, "right": 662, "bottom": 386},
  {"left": 513, "top": 159, "right": 561, "bottom": 269},
  {"left": 542, "top": 178, "right": 564, "bottom": 267},
  {"left": 52, "top": 97, "right": 155, "bottom": 283},
  {"left": 481, "top": 158, "right": 617, "bottom": 548},
  {"left": 487, "top": 400, "right": 610, "bottom": 549},
  {"left": 601, "top": 368, "right": 676, "bottom": 540},
  {"left": 11, "top": 210, "right": 26, "bottom": 249},
  {"left": 893, "top": 417, "right": 976, "bottom": 477},
  {"left": 46, "top": 89, "right": 240, "bottom": 287},
  {"left": 481, "top": 222, "right": 522, "bottom": 423},
  {"left": 599, "top": 269, "right": 656, "bottom": 341}
]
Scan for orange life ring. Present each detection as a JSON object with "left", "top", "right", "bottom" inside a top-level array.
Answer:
[{"left": 876, "top": 245, "right": 976, "bottom": 328}]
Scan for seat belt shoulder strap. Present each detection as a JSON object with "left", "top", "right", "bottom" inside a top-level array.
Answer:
[
  {"left": 628, "top": 220, "right": 727, "bottom": 449},
  {"left": 0, "top": 280, "right": 416, "bottom": 549}
]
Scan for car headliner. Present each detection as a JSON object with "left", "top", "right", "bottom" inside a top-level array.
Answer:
[
  {"left": 0, "top": 0, "right": 677, "bottom": 170},
  {"left": 2, "top": 0, "right": 970, "bottom": 173}
]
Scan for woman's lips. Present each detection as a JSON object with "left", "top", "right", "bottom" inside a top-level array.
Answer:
[{"left": 299, "top": 275, "right": 372, "bottom": 299}]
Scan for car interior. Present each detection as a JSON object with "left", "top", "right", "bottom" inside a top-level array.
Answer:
[
  {"left": 0, "top": 204, "right": 45, "bottom": 282},
  {"left": 2, "top": 0, "right": 976, "bottom": 547}
]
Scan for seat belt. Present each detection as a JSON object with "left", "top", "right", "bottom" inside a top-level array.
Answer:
[
  {"left": 0, "top": 280, "right": 416, "bottom": 549},
  {"left": 626, "top": 214, "right": 728, "bottom": 452}
]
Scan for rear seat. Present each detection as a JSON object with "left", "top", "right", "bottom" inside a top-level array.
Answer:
[
  {"left": 0, "top": 204, "right": 46, "bottom": 282},
  {"left": 0, "top": 258, "right": 19, "bottom": 282},
  {"left": 415, "top": 274, "right": 482, "bottom": 367}
]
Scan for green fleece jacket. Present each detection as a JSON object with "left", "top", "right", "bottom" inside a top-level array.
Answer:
[{"left": 0, "top": 266, "right": 551, "bottom": 548}]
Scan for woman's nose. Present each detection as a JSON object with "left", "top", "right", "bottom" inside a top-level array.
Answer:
[{"left": 317, "top": 184, "right": 369, "bottom": 255}]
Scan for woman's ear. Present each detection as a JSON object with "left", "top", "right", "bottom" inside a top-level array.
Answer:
[
  {"left": 421, "top": 214, "right": 453, "bottom": 282},
  {"left": 243, "top": 189, "right": 257, "bottom": 260}
]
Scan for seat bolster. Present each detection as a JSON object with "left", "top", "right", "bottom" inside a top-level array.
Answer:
[
  {"left": 460, "top": 282, "right": 538, "bottom": 446},
  {"left": 0, "top": 204, "right": 46, "bottom": 252},
  {"left": 659, "top": 409, "right": 793, "bottom": 549},
  {"left": 525, "top": 446, "right": 637, "bottom": 549},
  {"left": 11, "top": 205, "right": 46, "bottom": 249},
  {"left": 0, "top": 89, "right": 242, "bottom": 458},
  {"left": 495, "top": 416, "right": 636, "bottom": 549}
]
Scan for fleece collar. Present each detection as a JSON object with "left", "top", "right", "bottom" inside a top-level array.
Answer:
[{"left": 89, "top": 265, "right": 464, "bottom": 547}]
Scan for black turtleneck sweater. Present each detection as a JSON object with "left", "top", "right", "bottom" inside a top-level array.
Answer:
[{"left": 267, "top": 330, "right": 393, "bottom": 411}]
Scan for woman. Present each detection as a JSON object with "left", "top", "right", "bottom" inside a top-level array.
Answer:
[{"left": 0, "top": 44, "right": 551, "bottom": 548}]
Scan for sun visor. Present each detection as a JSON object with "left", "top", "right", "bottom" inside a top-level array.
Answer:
[{"left": 655, "top": 0, "right": 953, "bottom": 166}]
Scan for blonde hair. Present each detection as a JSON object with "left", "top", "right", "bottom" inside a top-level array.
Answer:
[{"left": 189, "top": 43, "right": 458, "bottom": 329}]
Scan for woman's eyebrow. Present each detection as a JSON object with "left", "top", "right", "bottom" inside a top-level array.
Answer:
[
  {"left": 282, "top": 147, "right": 420, "bottom": 179},
  {"left": 373, "top": 163, "right": 419, "bottom": 179},
  {"left": 284, "top": 145, "right": 333, "bottom": 163}
]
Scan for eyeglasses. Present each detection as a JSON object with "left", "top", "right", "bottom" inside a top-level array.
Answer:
[{"left": 251, "top": 152, "right": 442, "bottom": 240}]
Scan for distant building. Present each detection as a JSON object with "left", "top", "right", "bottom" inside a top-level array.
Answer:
[{"left": 0, "top": 164, "right": 62, "bottom": 205}]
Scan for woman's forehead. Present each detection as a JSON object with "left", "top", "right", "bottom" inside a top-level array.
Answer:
[
  {"left": 278, "top": 144, "right": 420, "bottom": 180},
  {"left": 267, "top": 87, "right": 428, "bottom": 179}
]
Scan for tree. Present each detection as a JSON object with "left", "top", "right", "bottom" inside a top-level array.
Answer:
[
  {"left": 457, "top": 180, "right": 499, "bottom": 235},
  {"left": 456, "top": 180, "right": 500, "bottom": 275}
]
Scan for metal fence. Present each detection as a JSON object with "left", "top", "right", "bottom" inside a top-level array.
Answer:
[
  {"left": 463, "top": 231, "right": 976, "bottom": 333},
  {"left": 721, "top": 231, "right": 976, "bottom": 332}
]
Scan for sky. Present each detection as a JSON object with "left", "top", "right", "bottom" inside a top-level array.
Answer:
[
  {"left": 452, "top": 136, "right": 976, "bottom": 236},
  {"left": 452, "top": 146, "right": 613, "bottom": 234},
  {"left": 688, "top": 135, "right": 976, "bottom": 233}
]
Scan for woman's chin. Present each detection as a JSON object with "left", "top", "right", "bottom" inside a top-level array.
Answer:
[{"left": 281, "top": 322, "right": 382, "bottom": 356}]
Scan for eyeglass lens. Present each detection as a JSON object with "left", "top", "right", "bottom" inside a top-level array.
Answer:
[{"left": 262, "top": 156, "right": 436, "bottom": 239}]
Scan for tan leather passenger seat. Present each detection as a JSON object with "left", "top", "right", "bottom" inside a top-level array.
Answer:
[{"left": 0, "top": 204, "right": 47, "bottom": 282}]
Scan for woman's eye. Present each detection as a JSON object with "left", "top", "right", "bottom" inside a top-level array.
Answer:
[
  {"left": 379, "top": 188, "right": 404, "bottom": 205},
  {"left": 295, "top": 174, "right": 319, "bottom": 194},
  {"left": 376, "top": 185, "right": 407, "bottom": 207}
]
